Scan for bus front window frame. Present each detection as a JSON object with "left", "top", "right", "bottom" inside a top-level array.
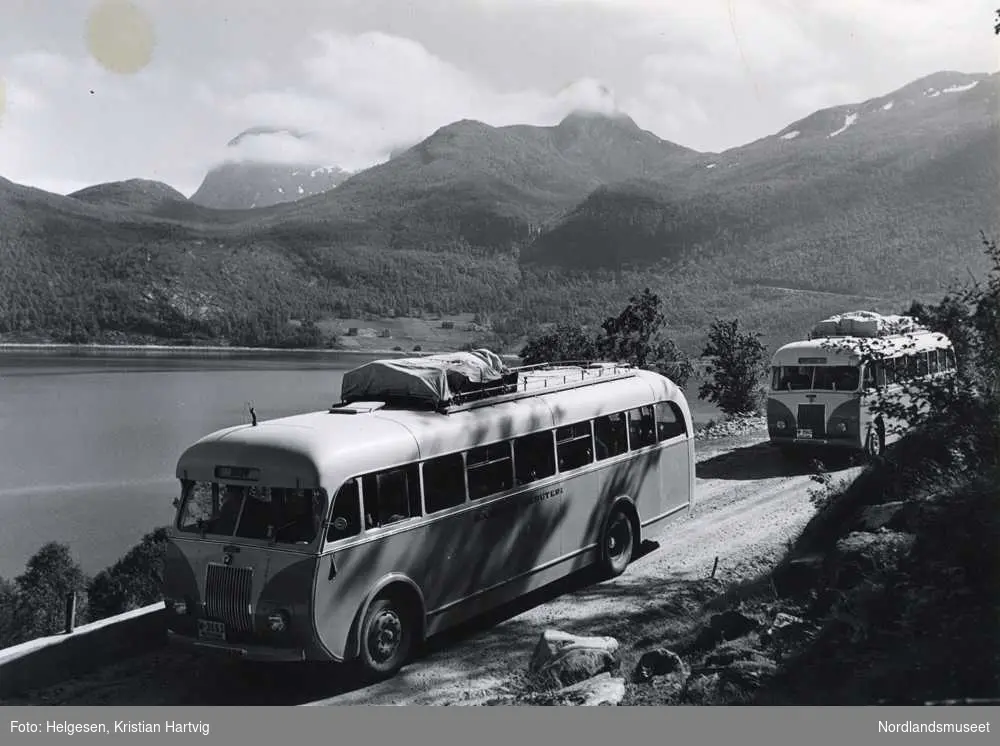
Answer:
[{"left": 176, "top": 480, "right": 328, "bottom": 546}]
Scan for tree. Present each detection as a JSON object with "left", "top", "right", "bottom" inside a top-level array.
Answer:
[
  {"left": 698, "top": 318, "right": 768, "bottom": 415},
  {"left": 0, "top": 576, "right": 18, "bottom": 646},
  {"left": 519, "top": 289, "right": 693, "bottom": 385},
  {"left": 86, "top": 528, "right": 168, "bottom": 622},
  {"left": 598, "top": 288, "right": 693, "bottom": 385},
  {"left": 9, "top": 542, "right": 89, "bottom": 642},
  {"left": 519, "top": 323, "right": 600, "bottom": 365}
]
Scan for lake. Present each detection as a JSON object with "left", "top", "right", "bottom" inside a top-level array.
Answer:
[{"left": 0, "top": 349, "right": 719, "bottom": 579}]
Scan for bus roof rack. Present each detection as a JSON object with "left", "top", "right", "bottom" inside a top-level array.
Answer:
[
  {"left": 808, "top": 311, "right": 929, "bottom": 340},
  {"left": 334, "top": 350, "right": 637, "bottom": 414}
]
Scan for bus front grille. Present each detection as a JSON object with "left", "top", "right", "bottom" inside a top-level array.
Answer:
[
  {"left": 205, "top": 563, "right": 254, "bottom": 633},
  {"left": 797, "top": 404, "right": 826, "bottom": 436}
]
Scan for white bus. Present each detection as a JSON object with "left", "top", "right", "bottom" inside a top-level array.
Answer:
[
  {"left": 163, "top": 351, "right": 695, "bottom": 678},
  {"left": 767, "top": 315, "right": 955, "bottom": 459}
]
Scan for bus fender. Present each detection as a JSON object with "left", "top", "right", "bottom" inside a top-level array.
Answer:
[
  {"left": 345, "top": 573, "right": 427, "bottom": 661},
  {"left": 603, "top": 495, "right": 641, "bottom": 554}
]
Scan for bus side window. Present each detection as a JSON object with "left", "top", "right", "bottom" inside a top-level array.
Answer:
[
  {"left": 423, "top": 453, "right": 466, "bottom": 514},
  {"left": 654, "top": 401, "right": 687, "bottom": 441},
  {"left": 594, "top": 412, "right": 628, "bottom": 460},
  {"left": 514, "top": 431, "right": 556, "bottom": 485},
  {"left": 327, "top": 479, "right": 361, "bottom": 541},
  {"left": 555, "top": 422, "right": 593, "bottom": 471},
  {"left": 873, "top": 362, "right": 886, "bottom": 388},
  {"left": 363, "top": 465, "right": 420, "bottom": 529},
  {"left": 627, "top": 406, "right": 656, "bottom": 450},
  {"left": 466, "top": 442, "right": 513, "bottom": 500},
  {"left": 885, "top": 357, "right": 897, "bottom": 385},
  {"left": 928, "top": 350, "right": 940, "bottom": 375},
  {"left": 946, "top": 348, "right": 956, "bottom": 371},
  {"left": 917, "top": 352, "right": 929, "bottom": 377}
]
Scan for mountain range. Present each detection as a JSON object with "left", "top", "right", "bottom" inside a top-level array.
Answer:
[
  {"left": 188, "top": 127, "right": 351, "bottom": 210},
  {"left": 0, "top": 70, "right": 996, "bottom": 352}
]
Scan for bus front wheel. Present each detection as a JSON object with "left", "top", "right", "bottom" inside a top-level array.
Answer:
[
  {"left": 359, "top": 595, "right": 414, "bottom": 679},
  {"left": 598, "top": 507, "right": 635, "bottom": 578},
  {"left": 864, "top": 425, "right": 885, "bottom": 460}
]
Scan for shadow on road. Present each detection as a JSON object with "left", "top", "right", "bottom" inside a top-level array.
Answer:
[
  {"left": 696, "top": 442, "right": 859, "bottom": 481},
  {"left": 8, "top": 540, "right": 668, "bottom": 706}
]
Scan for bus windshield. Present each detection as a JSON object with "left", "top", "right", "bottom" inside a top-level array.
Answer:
[
  {"left": 772, "top": 365, "right": 860, "bottom": 392},
  {"left": 177, "top": 482, "right": 326, "bottom": 545}
]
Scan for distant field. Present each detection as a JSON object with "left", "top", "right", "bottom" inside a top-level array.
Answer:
[{"left": 316, "top": 313, "right": 502, "bottom": 353}]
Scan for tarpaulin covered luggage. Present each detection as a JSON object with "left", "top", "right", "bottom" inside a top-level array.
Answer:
[
  {"left": 340, "top": 349, "right": 515, "bottom": 409},
  {"left": 810, "top": 311, "right": 925, "bottom": 339}
]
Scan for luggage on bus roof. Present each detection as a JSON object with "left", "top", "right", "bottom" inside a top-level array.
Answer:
[
  {"left": 341, "top": 349, "right": 516, "bottom": 409},
  {"left": 809, "top": 311, "right": 926, "bottom": 339}
]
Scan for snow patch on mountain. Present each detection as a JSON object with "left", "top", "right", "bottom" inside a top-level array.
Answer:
[
  {"left": 828, "top": 113, "right": 858, "bottom": 138},
  {"left": 780, "top": 130, "right": 800, "bottom": 140},
  {"left": 882, "top": 101, "right": 894, "bottom": 111},
  {"left": 942, "top": 81, "right": 979, "bottom": 94}
]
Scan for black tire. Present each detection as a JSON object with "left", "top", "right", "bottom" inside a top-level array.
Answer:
[
  {"left": 358, "top": 595, "right": 414, "bottom": 679},
  {"left": 864, "top": 424, "right": 885, "bottom": 461},
  {"left": 598, "top": 507, "right": 635, "bottom": 578}
]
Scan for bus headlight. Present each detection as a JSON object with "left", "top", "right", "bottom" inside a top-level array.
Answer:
[
  {"left": 267, "top": 610, "right": 291, "bottom": 633},
  {"left": 835, "top": 421, "right": 847, "bottom": 434},
  {"left": 168, "top": 598, "right": 188, "bottom": 615},
  {"left": 774, "top": 419, "right": 787, "bottom": 431}
]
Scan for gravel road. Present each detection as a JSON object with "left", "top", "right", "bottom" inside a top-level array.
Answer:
[{"left": 3, "top": 433, "right": 861, "bottom": 706}]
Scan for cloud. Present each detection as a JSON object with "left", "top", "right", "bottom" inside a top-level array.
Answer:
[
  {"left": 214, "top": 29, "right": 714, "bottom": 170},
  {"left": 1, "top": 0, "right": 995, "bottom": 193}
]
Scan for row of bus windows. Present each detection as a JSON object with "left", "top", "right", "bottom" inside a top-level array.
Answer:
[
  {"left": 326, "top": 401, "right": 688, "bottom": 542},
  {"left": 772, "top": 349, "right": 956, "bottom": 392},
  {"left": 862, "top": 348, "right": 957, "bottom": 387}
]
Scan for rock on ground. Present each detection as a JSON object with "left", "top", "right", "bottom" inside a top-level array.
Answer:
[{"left": 529, "top": 630, "right": 621, "bottom": 688}]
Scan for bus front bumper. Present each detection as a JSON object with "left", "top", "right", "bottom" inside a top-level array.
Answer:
[
  {"left": 769, "top": 436, "right": 859, "bottom": 450},
  {"left": 166, "top": 629, "right": 307, "bottom": 662}
]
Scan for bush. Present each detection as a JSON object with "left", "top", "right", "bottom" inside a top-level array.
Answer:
[
  {"left": 86, "top": 527, "right": 169, "bottom": 622},
  {"left": 698, "top": 319, "right": 768, "bottom": 415},
  {"left": 1, "top": 543, "right": 89, "bottom": 645}
]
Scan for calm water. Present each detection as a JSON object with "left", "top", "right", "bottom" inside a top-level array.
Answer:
[{"left": 0, "top": 350, "right": 718, "bottom": 579}]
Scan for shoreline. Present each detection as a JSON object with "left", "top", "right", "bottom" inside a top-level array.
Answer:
[{"left": 0, "top": 342, "right": 523, "bottom": 363}]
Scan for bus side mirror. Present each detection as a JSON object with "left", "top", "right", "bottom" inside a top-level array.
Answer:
[{"left": 171, "top": 498, "right": 180, "bottom": 509}]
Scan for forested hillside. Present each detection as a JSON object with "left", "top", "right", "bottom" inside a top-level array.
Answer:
[{"left": 0, "top": 71, "right": 996, "bottom": 353}]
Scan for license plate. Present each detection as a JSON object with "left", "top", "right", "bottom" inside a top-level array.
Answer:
[
  {"left": 796, "top": 429, "right": 813, "bottom": 439},
  {"left": 197, "top": 619, "right": 226, "bottom": 642}
]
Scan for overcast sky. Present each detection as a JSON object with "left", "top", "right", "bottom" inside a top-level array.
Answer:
[{"left": 0, "top": 0, "right": 996, "bottom": 197}]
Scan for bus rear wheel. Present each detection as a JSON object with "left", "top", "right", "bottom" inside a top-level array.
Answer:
[
  {"left": 359, "top": 595, "right": 413, "bottom": 680},
  {"left": 598, "top": 507, "right": 635, "bottom": 578}
]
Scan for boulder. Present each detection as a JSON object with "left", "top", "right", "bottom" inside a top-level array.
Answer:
[
  {"left": 761, "top": 612, "right": 810, "bottom": 649},
  {"left": 693, "top": 610, "right": 761, "bottom": 650},
  {"left": 857, "top": 501, "right": 905, "bottom": 531},
  {"left": 834, "top": 531, "right": 916, "bottom": 587},
  {"left": 772, "top": 554, "right": 825, "bottom": 597},
  {"left": 633, "top": 648, "right": 688, "bottom": 682},
  {"left": 549, "top": 672, "right": 627, "bottom": 706},
  {"left": 529, "top": 630, "right": 620, "bottom": 688}
]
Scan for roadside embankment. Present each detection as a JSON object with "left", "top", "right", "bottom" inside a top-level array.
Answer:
[{"left": 0, "top": 602, "right": 165, "bottom": 699}]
